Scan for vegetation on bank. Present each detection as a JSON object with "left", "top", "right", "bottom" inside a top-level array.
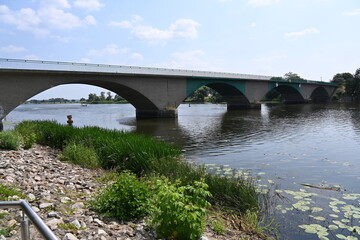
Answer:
[
  {"left": 0, "top": 121, "right": 266, "bottom": 239},
  {"left": 330, "top": 68, "right": 360, "bottom": 101}
]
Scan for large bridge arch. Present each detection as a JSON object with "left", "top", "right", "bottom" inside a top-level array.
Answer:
[
  {"left": 0, "top": 70, "right": 182, "bottom": 120},
  {"left": 267, "top": 84, "right": 305, "bottom": 104},
  {"left": 186, "top": 78, "right": 251, "bottom": 109},
  {"left": 310, "top": 86, "right": 331, "bottom": 102}
]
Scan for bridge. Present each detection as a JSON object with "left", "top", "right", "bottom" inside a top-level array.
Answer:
[{"left": 0, "top": 58, "right": 337, "bottom": 121}]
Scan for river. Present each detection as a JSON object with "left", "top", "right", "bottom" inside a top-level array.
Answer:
[{"left": 3, "top": 103, "right": 360, "bottom": 239}]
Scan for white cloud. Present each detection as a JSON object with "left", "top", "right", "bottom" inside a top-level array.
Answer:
[
  {"left": 0, "top": 45, "right": 27, "bottom": 53},
  {"left": 248, "top": 0, "right": 281, "bottom": 6},
  {"left": 74, "top": 0, "right": 104, "bottom": 12},
  {"left": 88, "top": 44, "right": 129, "bottom": 57},
  {"left": 131, "top": 53, "right": 144, "bottom": 60},
  {"left": 343, "top": 9, "right": 360, "bottom": 16},
  {"left": 109, "top": 16, "right": 201, "bottom": 43},
  {"left": 50, "top": 35, "right": 72, "bottom": 42},
  {"left": 284, "top": 28, "right": 320, "bottom": 37},
  {"left": 84, "top": 15, "right": 96, "bottom": 25},
  {"left": 0, "top": 1, "right": 97, "bottom": 38}
]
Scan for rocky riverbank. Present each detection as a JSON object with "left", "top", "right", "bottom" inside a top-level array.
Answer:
[{"left": 0, "top": 145, "right": 267, "bottom": 240}]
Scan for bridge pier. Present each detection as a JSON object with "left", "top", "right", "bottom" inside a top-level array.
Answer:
[{"left": 136, "top": 109, "right": 178, "bottom": 119}]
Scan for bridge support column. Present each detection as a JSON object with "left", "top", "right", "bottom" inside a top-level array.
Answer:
[
  {"left": 227, "top": 103, "right": 261, "bottom": 110},
  {"left": 136, "top": 109, "right": 178, "bottom": 119}
]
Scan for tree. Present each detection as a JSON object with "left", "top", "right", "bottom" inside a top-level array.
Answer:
[
  {"left": 106, "top": 92, "right": 113, "bottom": 101},
  {"left": 100, "top": 92, "right": 106, "bottom": 101},
  {"left": 284, "top": 72, "right": 302, "bottom": 80},
  {"left": 331, "top": 73, "right": 353, "bottom": 85}
]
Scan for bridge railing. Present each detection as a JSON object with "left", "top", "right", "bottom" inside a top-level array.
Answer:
[{"left": 0, "top": 58, "right": 272, "bottom": 80}]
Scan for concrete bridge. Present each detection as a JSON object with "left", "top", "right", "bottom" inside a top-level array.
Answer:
[{"left": 0, "top": 58, "right": 337, "bottom": 121}]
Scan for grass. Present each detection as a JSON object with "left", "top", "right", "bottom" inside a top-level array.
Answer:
[
  {"left": 0, "top": 131, "right": 22, "bottom": 150},
  {"left": 14, "top": 120, "right": 259, "bottom": 213},
  {"left": 0, "top": 183, "right": 26, "bottom": 201}
]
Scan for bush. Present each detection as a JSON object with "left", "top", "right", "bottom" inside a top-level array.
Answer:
[
  {"left": 149, "top": 178, "right": 212, "bottom": 240},
  {"left": 90, "top": 171, "right": 150, "bottom": 221},
  {"left": 0, "top": 131, "right": 22, "bottom": 150},
  {"left": 22, "top": 132, "right": 36, "bottom": 149},
  {"left": 61, "top": 143, "right": 100, "bottom": 169}
]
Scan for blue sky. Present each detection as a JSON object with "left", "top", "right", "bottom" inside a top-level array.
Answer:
[{"left": 1, "top": 0, "right": 360, "bottom": 99}]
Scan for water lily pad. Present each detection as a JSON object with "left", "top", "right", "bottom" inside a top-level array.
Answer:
[
  {"left": 329, "top": 214, "right": 339, "bottom": 218},
  {"left": 312, "top": 207, "right": 323, "bottom": 213},
  {"left": 328, "top": 225, "right": 339, "bottom": 230},
  {"left": 309, "top": 215, "right": 326, "bottom": 221}
]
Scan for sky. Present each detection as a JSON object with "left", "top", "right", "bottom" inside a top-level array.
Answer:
[{"left": 1, "top": 0, "right": 360, "bottom": 99}]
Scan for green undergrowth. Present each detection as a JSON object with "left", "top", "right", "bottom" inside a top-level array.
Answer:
[
  {"left": 0, "top": 183, "right": 26, "bottom": 201},
  {"left": 15, "top": 120, "right": 259, "bottom": 213}
]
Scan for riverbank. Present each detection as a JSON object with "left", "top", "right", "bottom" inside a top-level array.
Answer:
[{"left": 0, "top": 145, "right": 269, "bottom": 240}]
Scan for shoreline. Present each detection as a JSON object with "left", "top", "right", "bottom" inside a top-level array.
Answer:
[{"left": 0, "top": 145, "right": 267, "bottom": 240}]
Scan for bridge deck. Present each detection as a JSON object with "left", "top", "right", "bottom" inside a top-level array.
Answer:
[{"left": 0, "top": 58, "right": 337, "bottom": 86}]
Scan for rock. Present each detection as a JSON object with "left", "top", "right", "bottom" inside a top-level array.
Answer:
[
  {"left": 48, "top": 211, "right": 61, "bottom": 218},
  {"left": 71, "top": 202, "right": 84, "bottom": 209},
  {"left": 63, "top": 233, "right": 78, "bottom": 240},
  {"left": 98, "top": 229, "right": 107, "bottom": 236},
  {"left": 27, "top": 193, "right": 36, "bottom": 201},
  {"left": 71, "top": 219, "right": 81, "bottom": 229},
  {"left": 200, "top": 236, "right": 209, "bottom": 240},
  {"left": 93, "top": 218, "right": 104, "bottom": 226},
  {"left": 61, "top": 197, "right": 72, "bottom": 203},
  {"left": 46, "top": 218, "right": 64, "bottom": 230},
  {"left": 7, "top": 219, "right": 17, "bottom": 227},
  {"left": 39, "top": 202, "right": 53, "bottom": 209}
]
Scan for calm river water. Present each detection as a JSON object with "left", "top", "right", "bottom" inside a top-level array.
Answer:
[{"left": 3, "top": 103, "right": 360, "bottom": 240}]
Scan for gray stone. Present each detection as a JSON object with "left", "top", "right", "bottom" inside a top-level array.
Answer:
[
  {"left": 71, "top": 219, "right": 81, "bottom": 229},
  {"left": 63, "top": 233, "right": 79, "bottom": 240},
  {"left": 39, "top": 202, "right": 53, "bottom": 209}
]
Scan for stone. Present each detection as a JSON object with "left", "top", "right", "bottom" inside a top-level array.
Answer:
[
  {"left": 39, "top": 202, "right": 53, "bottom": 209},
  {"left": 48, "top": 211, "right": 61, "bottom": 218},
  {"left": 93, "top": 218, "right": 104, "bottom": 226},
  {"left": 71, "top": 202, "right": 84, "bottom": 209},
  {"left": 46, "top": 218, "right": 64, "bottom": 230},
  {"left": 63, "top": 233, "right": 78, "bottom": 240},
  {"left": 71, "top": 219, "right": 81, "bottom": 229},
  {"left": 98, "top": 229, "right": 107, "bottom": 236},
  {"left": 7, "top": 219, "right": 17, "bottom": 227}
]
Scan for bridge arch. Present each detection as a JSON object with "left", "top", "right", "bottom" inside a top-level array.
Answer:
[
  {"left": 186, "top": 79, "right": 251, "bottom": 109},
  {"left": 0, "top": 72, "right": 163, "bottom": 120},
  {"left": 267, "top": 84, "right": 305, "bottom": 104},
  {"left": 310, "top": 86, "right": 330, "bottom": 102}
]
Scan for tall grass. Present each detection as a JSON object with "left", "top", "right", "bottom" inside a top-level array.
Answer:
[
  {"left": 0, "top": 131, "right": 22, "bottom": 150},
  {"left": 15, "top": 120, "right": 259, "bottom": 213}
]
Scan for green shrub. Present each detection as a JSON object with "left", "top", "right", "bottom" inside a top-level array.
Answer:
[
  {"left": 61, "top": 143, "right": 100, "bottom": 169},
  {"left": 90, "top": 171, "right": 150, "bottom": 221},
  {"left": 149, "top": 178, "right": 211, "bottom": 240},
  {"left": 22, "top": 132, "right": 37, "bottom": 149},
  {"left": 0, "top": 131, "right": 22, "bottom": 150}
]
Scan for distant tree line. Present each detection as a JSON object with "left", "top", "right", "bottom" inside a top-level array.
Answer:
[
  {"left": 331, "top": 68, "right": 360, "bottom": 101},
  {"left": 27, "top": 98, "right": 78, "bottom": 104},
  {"left": 81, "top": 91, "right": 127, "bottom": 104},
  {"left": 185, "top": 86, "right": 224, "bottom": 103}
]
